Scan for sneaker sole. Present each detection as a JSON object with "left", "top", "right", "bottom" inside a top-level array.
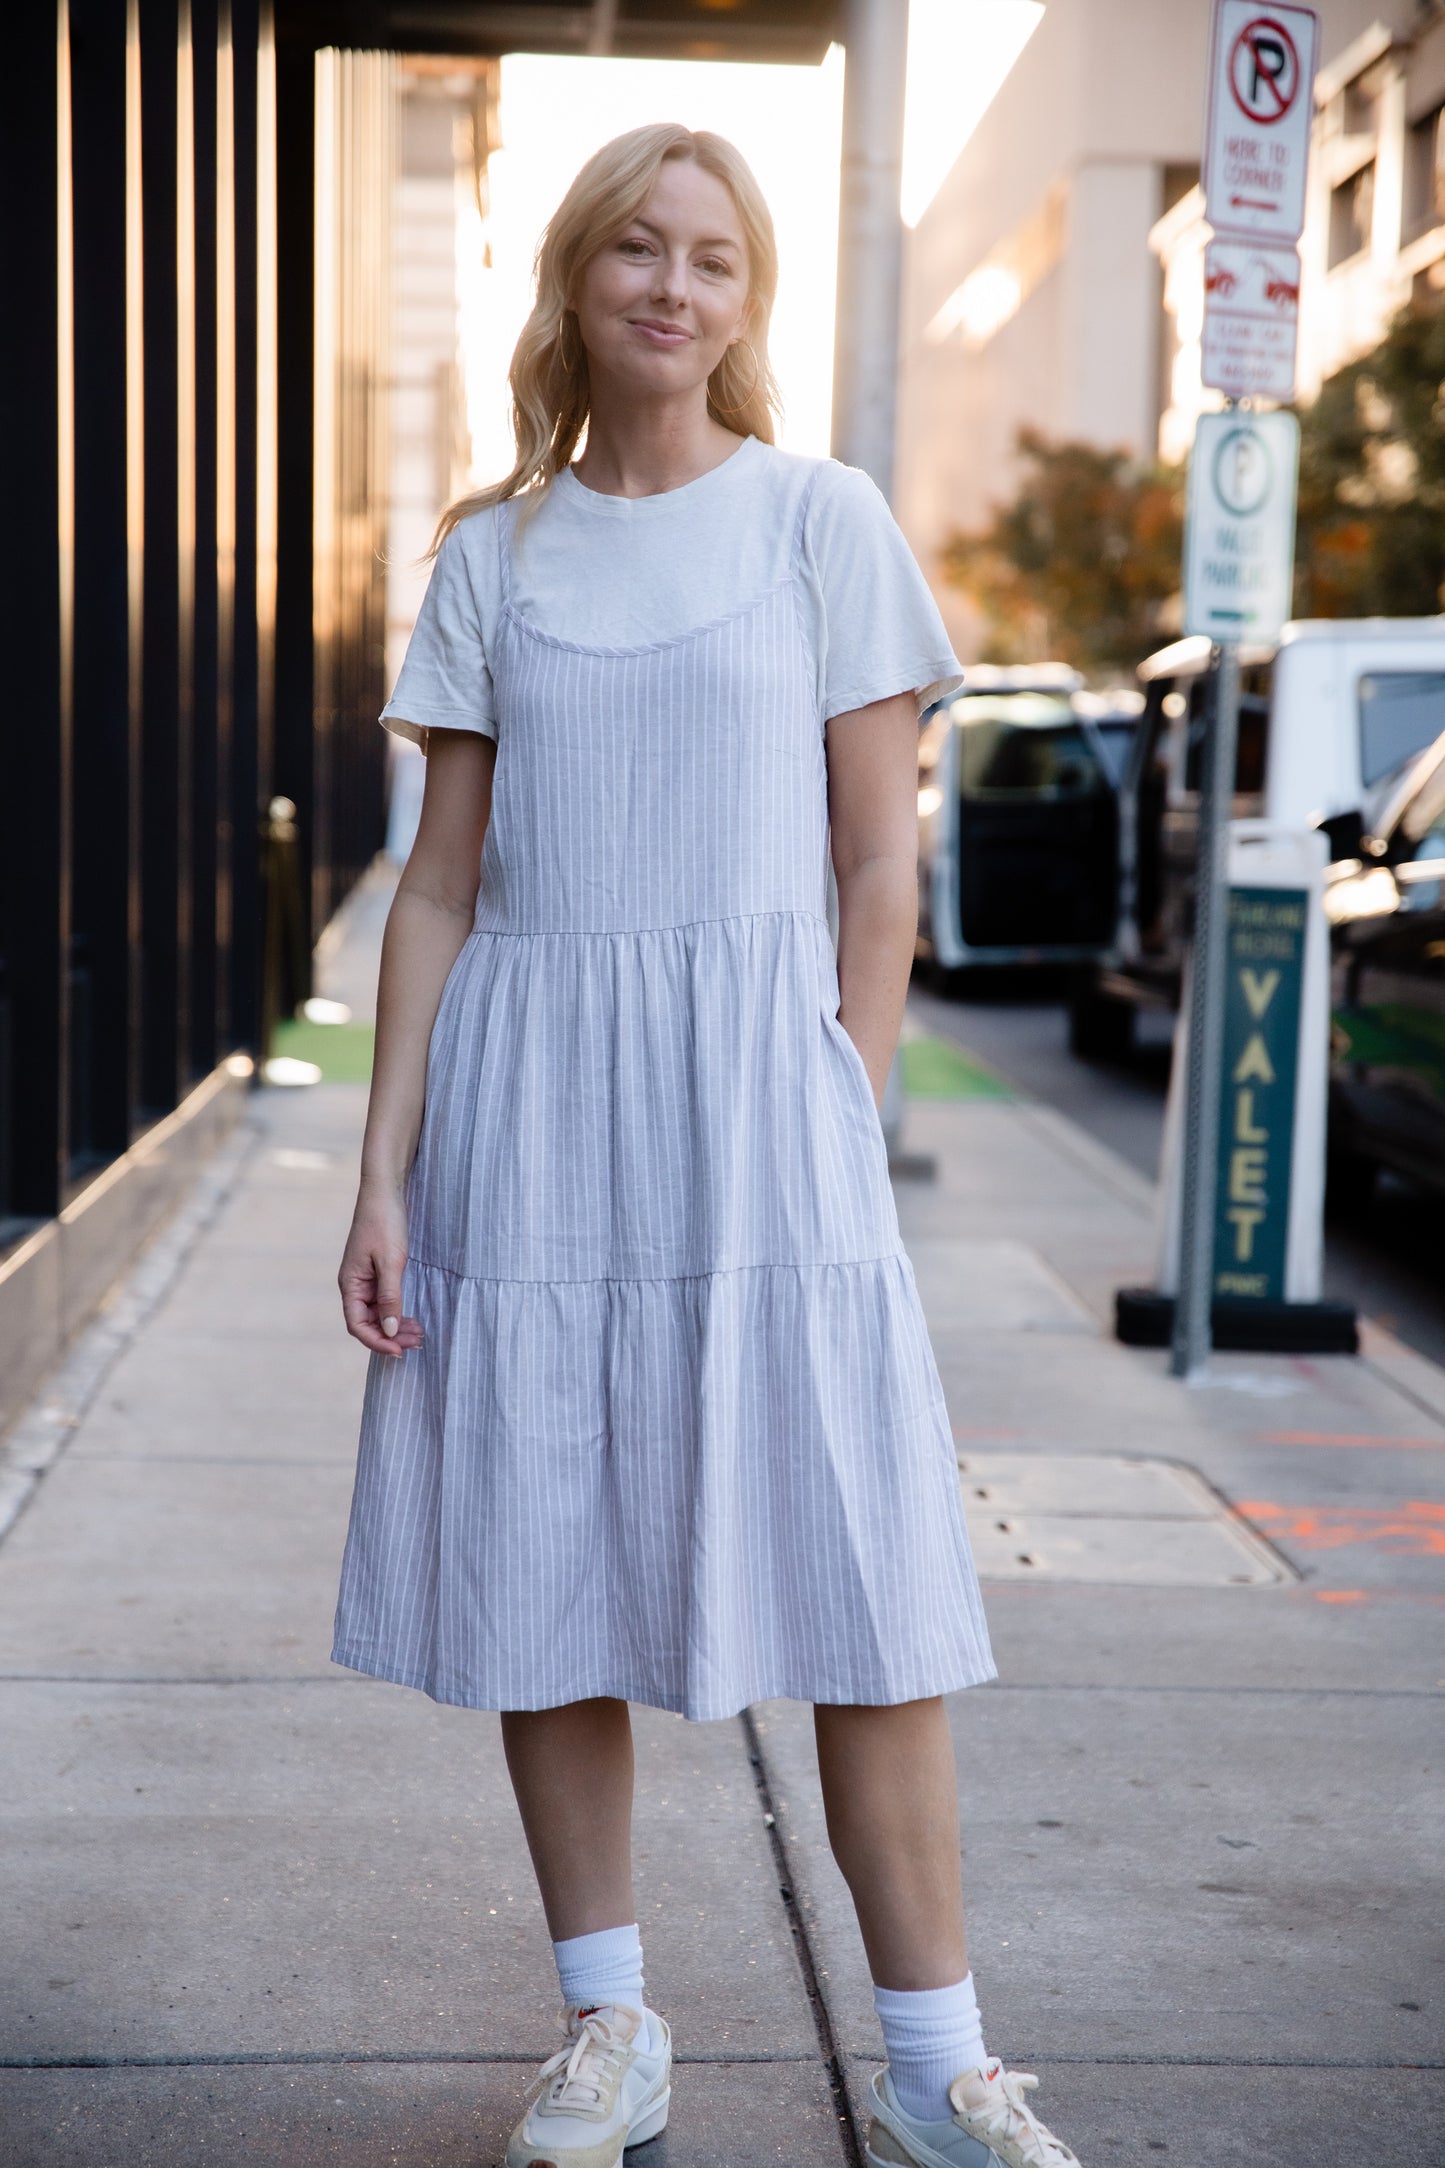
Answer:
[{"left": 626, "top": 2087, "right": 670, "bottom": 2146}]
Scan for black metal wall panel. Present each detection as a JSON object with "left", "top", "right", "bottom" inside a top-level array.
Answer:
[
  {"left": 68, "top": 1, "right": 139, "bottom": 1173},
  {"left": 190, "top": 0, "right": 223, "bottom": 1081},
  {"left": 0, "top": 1, "right": 69, "bottom": 1224},
  {"left": 4, "top": 0, "right": 398, "bottom": 1284},
  {"left": 137, "top": 0, "right": 191, "bottom": 1117},
  {"left": 272, "top": 30, "right": 318, "bottom": 949}
]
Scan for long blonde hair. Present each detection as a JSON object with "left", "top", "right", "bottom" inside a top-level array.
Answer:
[{"left": 431, "top": 123, "right": 781, "bottom": 551}]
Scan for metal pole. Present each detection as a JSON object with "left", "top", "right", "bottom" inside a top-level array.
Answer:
[
  {"left": 829, "top": 0, "right": 912, "bottom": 1150},
  {"left": 1170, "top": 637, "right": 1241, "bottom": 1379},
  {"left": 831, "top": 0, "right": 909, "bottom": 495}
]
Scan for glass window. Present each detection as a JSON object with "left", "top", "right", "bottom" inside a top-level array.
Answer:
[
  {"left": 1328, "top": 161, "right": 1374, "bottom": 267},
  {"left": 954, "top": 699, "right": 1107, "bottom": 799},
  {"left": 1181, "top": 661, "right": 1271, "bottom": 795},
  {"left": 1359, "top": 672, "right": 1445, "bottom": 787},
  {"left": 1405, "top": 105, "right": 1445, "bottom": 238},
  {"left": 1091, "top": 720, "right": 1137, "bottom": 785}
]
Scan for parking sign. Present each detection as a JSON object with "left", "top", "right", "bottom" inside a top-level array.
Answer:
[
  {"left": 1203, "top": 2, "right": 1319, "bottom": 243},
  {"left": 1183, "top": 409, "right": 1300, "bottom": 643}
]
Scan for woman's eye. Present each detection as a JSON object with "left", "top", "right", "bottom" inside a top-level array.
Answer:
[
  {"left": 698, "top": 257, "right": 732, "bottom": 277},
  {"left": 618, "top": 238, "right": 650, "bottom": 257}
]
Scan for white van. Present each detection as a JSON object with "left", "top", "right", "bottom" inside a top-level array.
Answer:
[{"left": 1070, "top": 617, "right": 1445, "bottom": 1055}]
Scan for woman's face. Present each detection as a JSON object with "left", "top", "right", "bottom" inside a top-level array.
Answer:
[{"left": 572, "top": 158, "right": 752, "bottom": 403}]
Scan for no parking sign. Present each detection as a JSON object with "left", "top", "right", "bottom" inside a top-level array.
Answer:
[{"left": 1203, "top": 1, "right": 1319, "bottom": 244}]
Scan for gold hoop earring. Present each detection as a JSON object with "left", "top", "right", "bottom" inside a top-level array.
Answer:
[
  {"left": 557, "top": 313, "right": 582, "bottom": 371},
  {"left": 711, "top": 341, "right": 760, "bottom": 418}
]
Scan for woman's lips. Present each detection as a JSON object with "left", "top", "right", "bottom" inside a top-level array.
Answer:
[{"left": 628, "top": 319, "right": 692, "bottom": 347}]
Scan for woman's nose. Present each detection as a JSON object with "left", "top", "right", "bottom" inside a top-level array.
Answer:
[{"left": 651, "top": 253, "right": 689, "bottom": 305}]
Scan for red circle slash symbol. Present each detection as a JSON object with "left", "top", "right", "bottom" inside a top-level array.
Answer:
[{"left": 1228, "top": 16, "right": 1300, "bottom": 123}]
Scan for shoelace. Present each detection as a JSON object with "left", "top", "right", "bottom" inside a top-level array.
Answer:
[
  {"left": 535, "top": 2010, "right": 632, "bottom": 2114},
  {"left": 959, "top": 2064, "right": 1078, "bottom": 2167}
]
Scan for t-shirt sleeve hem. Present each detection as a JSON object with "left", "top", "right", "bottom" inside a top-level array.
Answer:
[
  {"left": 379, "top": 706, "right": 498, "bottom": 748},
  {"left": 824, "top": 659, "right": 964, "bottom": 724}
]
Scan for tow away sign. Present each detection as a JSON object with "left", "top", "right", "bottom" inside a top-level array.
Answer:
[
  {"left": 1201, "top": 236, "right": 1300, "bottom": 400},
  {"left": 1203, "top": 2, "right": 1319, "bottom": 243},
  {"left": 1183, "top": 409, "right": 1300, "bottom": 642}
]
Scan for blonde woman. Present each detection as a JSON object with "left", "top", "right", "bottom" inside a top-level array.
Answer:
[{"left": 334, "top": 125, "right": 1078, "bottom": 2168}]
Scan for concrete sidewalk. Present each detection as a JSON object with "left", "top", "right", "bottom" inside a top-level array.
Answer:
[{"left": 1, "top": 942, "right": 1441, "bottom": 2163}]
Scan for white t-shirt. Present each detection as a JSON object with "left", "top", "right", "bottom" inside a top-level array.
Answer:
[{"left": 381, "top": 434, "right": 961, "bottom": 746}]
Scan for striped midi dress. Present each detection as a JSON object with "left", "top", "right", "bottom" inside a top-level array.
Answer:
[{"left": 332, "top": 454, "right": 996, "bottom": 1722}]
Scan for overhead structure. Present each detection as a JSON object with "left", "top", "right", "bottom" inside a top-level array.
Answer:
[{"left": 278, "top": 0, "right": 839, "bottom": 63}]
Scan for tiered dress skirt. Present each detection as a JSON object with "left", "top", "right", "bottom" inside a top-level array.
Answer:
[{"left": 332, "top": 525, "right": 995, "bottom": 1720}]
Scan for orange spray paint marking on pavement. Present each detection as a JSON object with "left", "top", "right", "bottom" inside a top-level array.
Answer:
[
  {"left": 1313, "top": 1589, "right": 1369, "bottom": 1605},
  {"left": 1239, "top": 1501, "right": 1445, "bottom": 1556},
  {"left": 1260, "top": 1432, "right": 1445, "bottom": 1449}
]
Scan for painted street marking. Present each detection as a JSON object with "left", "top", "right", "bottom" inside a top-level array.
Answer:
[{"left": 1240, "top": 1500, "right": 1445, "bottom": 1555}]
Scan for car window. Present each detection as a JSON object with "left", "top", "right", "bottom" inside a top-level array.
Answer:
[
  {"left": 1091, "top": 720, "right": 1138, "bottom": 785},
  {"left": 1358, "top": 671, "right": 1445, "bottom": 787},
  {"left": 959, "top": 718, "right": 1109, "bottom": 799},
  {"left": 1180, "top": 660, "right": 1271, "bottom": 795}
]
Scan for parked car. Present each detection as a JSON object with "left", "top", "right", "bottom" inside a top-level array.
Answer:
[
  {"left": 1324, "top": 729, "right": 1445, "bottom": 1201},
  {"left": 916, "top": 665, "right": 1128, "bottom": 972},
  {"left": 1069, "top": 618, "right": 1445, "bottom": 1055}
]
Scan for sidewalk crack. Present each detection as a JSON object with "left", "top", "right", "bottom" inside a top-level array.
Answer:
[{"left": 740, "top": 1706, "right": 865, "bottom": 2168}]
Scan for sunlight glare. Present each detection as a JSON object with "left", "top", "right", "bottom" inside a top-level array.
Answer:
[
  {"left": 455, "top": 6, "right": 1044, "bottom": 484},
  {"left": 902, "top": 0, "right": 1043, "bottom": 228}
]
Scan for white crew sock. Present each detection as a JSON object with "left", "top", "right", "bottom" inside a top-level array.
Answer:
[
  {"left": 551, "top": 1922, "right": 646, "bottom": 2019},
  {"left": 873, "top": 1974, "right": 987, "bottom": 2123}
]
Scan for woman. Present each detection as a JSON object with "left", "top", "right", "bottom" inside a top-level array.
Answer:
[{"left": 334, "top": 124, "right": 1078, "bottom": 2168}]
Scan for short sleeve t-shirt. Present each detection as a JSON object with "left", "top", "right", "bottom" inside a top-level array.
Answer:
[{"left": 381, "top": 434, "right": 961, "bottom": 747}]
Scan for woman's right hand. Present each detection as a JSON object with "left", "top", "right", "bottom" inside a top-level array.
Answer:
[{"left": 339, "top": 1180, "right": 425, "bottom": 1358}]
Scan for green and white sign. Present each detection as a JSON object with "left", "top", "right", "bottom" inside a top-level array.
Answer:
[
  {"left": 1183, "top": 408, "right": 1300, "bottom": 643},
  {"left": 1154, "top": 822, "right": 1331, "bottom": 1317},
  {"left": 1211, "top": 885, "right": 1306, "bottom": 1301}
]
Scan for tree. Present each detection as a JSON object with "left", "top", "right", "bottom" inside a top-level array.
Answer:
[
  {"left": 940, "top": 428, "right": 1185, "bottom": 673},
  {"left": 1294, "top": 301, "right": 1445, "bottom": 619}
]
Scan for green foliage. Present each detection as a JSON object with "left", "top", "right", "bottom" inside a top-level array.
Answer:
[
  {"left": 940, "top": 427, "right": 1185, "bottom": 673},
  {"left": 942, "top": 303, "right": 1445, "bottom": 669},
  {"left": 1294, "top": 302, "right": 1445, "bottom": 618}
]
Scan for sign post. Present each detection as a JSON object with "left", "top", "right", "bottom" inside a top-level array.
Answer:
[{"left": 1170, "top": 0, "right": 1318, "bottom": 1380}]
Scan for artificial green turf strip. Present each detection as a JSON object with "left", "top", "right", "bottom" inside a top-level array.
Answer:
[
  {"left": 271, "top": 1018, "right": 376, "bottom": 1082},
  {"left": 269, "top": 1020, "right": 1011, "bottom": 1098},
  {"left": 902, "top": 1034, "right": 1015, "bottom": 1100}
]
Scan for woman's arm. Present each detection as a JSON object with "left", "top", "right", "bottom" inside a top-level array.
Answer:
[
  {"left": 339, "top": 729, "right": 496, "bottom": 1357},
  {"left": 825, "top": 691, "right": 920, "bottom": 1110}
]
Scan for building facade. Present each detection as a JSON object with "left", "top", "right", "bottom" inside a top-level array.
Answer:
[
  {"left": 1154, "top": 2, "right": 1445, "bottom": 461},
  {"left": 898, "top": 0, "right": 1394, "bottom": 651}
]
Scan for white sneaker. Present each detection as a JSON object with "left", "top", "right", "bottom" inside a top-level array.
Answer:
[
  {"left": 505, "top": 2003, "right": 671, "bottom": 2168},
  {"left": 866, "top": 2060, "right": 1080, "bottom": 2168}
]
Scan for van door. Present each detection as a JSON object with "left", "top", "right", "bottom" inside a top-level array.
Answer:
[{"left": 954, "top": 701, "right": 1119, "bottom": 952}]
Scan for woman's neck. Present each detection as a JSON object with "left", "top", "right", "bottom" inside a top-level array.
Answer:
[{"left": 572, "top": 386, "right": 744, "bottom": 500}]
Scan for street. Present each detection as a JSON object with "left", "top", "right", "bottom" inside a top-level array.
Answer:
[{"left": 909, "top": 972, "right": 1445, "bottom": 1370}]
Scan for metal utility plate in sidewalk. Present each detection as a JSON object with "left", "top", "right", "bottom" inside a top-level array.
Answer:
[{"left": 958, "top": 1452, "right": 1289, "bottom": 1587}]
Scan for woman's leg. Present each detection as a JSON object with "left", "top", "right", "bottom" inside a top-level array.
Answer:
[
  {"left": 814, "top": 1697, "right": 967, "bottom": 1989},
  {"left": 501, "top": 1697, "right": 636, "bottom": 1939}
]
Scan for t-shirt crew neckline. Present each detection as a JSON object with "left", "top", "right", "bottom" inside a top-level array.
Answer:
[{"left": 555, "top": 431, "right": 761, "bottom": 519}]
